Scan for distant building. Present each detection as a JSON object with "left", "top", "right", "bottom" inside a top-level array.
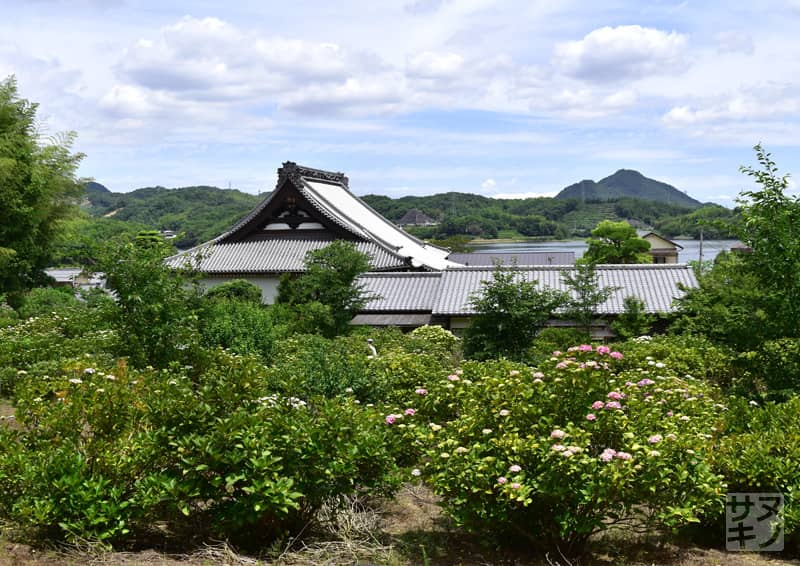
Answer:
[
  {"left": 447, "top": 251, "right": 575, "bottom": 266},
  {"left": 397, "top": 208, "right": 437, "bottom": 226},
  {"left": 45, "top": 268, "right": 106, "bottom": 292},
  {"left": 637, "top": 231, "right": 683, "bottom": 264}
]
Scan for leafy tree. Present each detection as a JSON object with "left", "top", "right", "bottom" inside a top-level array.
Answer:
[
  {"left": 464, "top": 266, "right": 567, "bottom": 360},
  {"left": 276, "top": 240, "right": 373, "bottom": 337},
  {"left": 0, "top": 76, "right": 85, "bottom": 300},
  {"left": 561, "top": 263, "right": 618, "bottom": 334},
  {"left": 676, "top": 145, "right": 800, "bottom": 349},
  {"left": 98, "top": 238, "right": 203, "bottom": 367},
  {"left": 583, "top": 220, "right": 651, "bottom": 264},
  {"left": 734, "top": 144, "right": 800, "bottom": 339}
]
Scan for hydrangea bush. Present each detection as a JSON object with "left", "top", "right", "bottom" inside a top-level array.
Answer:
[
  {"left": 389, "top": 345, "right": 725, "bottom": 555},
  {"left": 0, "top": 349, "right": 399, "bottom": 546}
]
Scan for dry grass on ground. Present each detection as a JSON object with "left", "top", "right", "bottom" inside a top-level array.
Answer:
[{"left": 1, "top": 485, "right": 800, "bottom": 566}]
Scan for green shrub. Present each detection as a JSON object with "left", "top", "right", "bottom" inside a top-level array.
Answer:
[
  {"left": 524, "top": 327, "right": 590, "bottom": 365},
  {"left": 199, "top": 299, "right": 276, "bottom": 361},
  {"left": 204, "top": 279, "right": 263, "bottom": 304},
  {"left": 406, "top": 325, "right": 461, "bottom": 362},
  {"left": 0, "top": 351, "right": 399, "bottom": 546},
  {"left": 612, "top": 334, "right": 736, "bottom": 385},
  {"left": 389, "top": 344, "right": 724, "bottom": 555},
  {"left": 704, "top": 397, "right": 800, "bottom": 550},
  {"left": 735, "top": 338, "right": 800, "bottom": 402},
  {"left": 17, "top": 286, "right": 80, "bottom": 319}
]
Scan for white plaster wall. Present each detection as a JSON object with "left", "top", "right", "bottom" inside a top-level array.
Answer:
[{"left": 200, "top": 276, "right": 282, "bottom": 304}]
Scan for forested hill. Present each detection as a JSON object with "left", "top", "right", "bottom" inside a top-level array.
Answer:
[
  {"left": 83, "top": 183, "right": 262, "bottom": 248},
  {"left": 76, "top": 179, "right": 734, "bottom": 253},
  {"left": 555, "top": 170, "right": 703, "bottom": 208}
]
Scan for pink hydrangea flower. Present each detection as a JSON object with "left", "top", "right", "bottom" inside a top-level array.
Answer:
[
  {"left": 552, "top": 350, "right": 563, "bottom": 357},
  {"left": 497, "top": 476, "right": 507, "bottom": 484},
  {"left": 385, "top": 415, "right": 397, "bottom": 425},
  {"left": 680, "top": 415, "right": 690, "bottom": 422},
  {"left": 592, "top": 400, "right": 605, "bottom": 410},
  {"left": 550, "top": 429, "right": 566, "bottom": 439},
  {"left": 597, "top": 345, "right": 611, "bottom": 355},
  {"left": 551, "top": 444, "right": 566, "bottom": 452},
  {"left": 533, "top": 371, "right": 545, "bottom": 379},
  {"left": 586, "top": 413, "right": 597, "bottom": 421},
  {"left": 579, "top": 344, "right": 593, "bottom": 352},
  {"left": 615, "top": 451, "right": 632, "bottom": 460},
  {"left": 638, "top": 378, "right": 655, "bottom": 386},
  {"left": 610, "top": 351, "right": 623, "bottom": 360},
  {"left": 666, "top": 410, "right": 674, "bottom": 417},
  {"left": 599, "top": 448, "right": 617, "bottom": 462},
  {"left": 605, "top": 401, "right": 622, "bottom": 410},
  {"left": 447, "top": 374, "right": 459, "bottom": 381},
  {"left": 556, "top": 362, "right": 568, "bottom": 369},
  {"left": 509, "top": 464, "right": 522, "bottom": 473},
  {"left": 415, "top": 388, "right": 428, "bottom": 395},
  {"left": 511, "top": 482, "right": 522, "bottom": 490},
  {"left": 404, "top": 408, "right": 416, "bottom": 416},
  {"left": 607, "top": 391, "right": 625, "bottom": 400},
  {"left": 648, "top": 434, "right": 663, "bottom": 444}
]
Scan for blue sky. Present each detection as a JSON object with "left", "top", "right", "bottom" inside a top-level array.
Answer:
[{"left": 3, "top": 0, "right": 800, "bottom": 204}]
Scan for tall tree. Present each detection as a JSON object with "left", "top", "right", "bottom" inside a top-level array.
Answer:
[
  {"left": 583, "top": 220, "right": 651, "bottom": 264},
  {"left": 0, "top": 76, "right": 84, "bottom": 299},
  {"left": 276, "top": 240, "right": 373, "bottom": 337}
]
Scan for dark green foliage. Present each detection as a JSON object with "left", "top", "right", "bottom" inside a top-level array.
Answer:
[
  {"left": 464, "top": 267, "right": 567, "bottom": 361},
  {"left": 50, "top": 214, "right": 150, "bottom": 267},
  {"left": 205, "top": 278, "right": 263, "bottom": 304},
  {"left": 0, "top": 76, "right": 85, "bottom": 299},
  {"left": 735, "top": 339, "right": 800, "bottom": 402},
  {"left": 98, "top": 240, "right": 203, "bottom": 368},
  {"left": 523, "top": 326, "right": 591, "bottom": 365},
  {"left": 16, "top": 286, "right": 80, "bottom": 319},
  {"left": 199, "top": 300, "right": 276, "bottom": 361},
  {"left": 704, "top": 398, "right": 800, "bottom": 550},
  {"left": 560, "top": 263, "right": 617, "bottom": 333},
  {"left": 277, "top": 240, "right": 373, "bottom": 337},
  {"left": 611, "top": 296, "right": 654, "bottom": 339},
  {"left": 584, "top": 220, "right": 651, "bottom": 264}
]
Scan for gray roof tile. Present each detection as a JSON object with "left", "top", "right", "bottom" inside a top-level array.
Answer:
[
  {"left": 359, "top": 272, "right": 442, "bottom": 311},
  {"left": 167, "top": 239, "right": 407, "bottom": 273},
  {"left": 432, "top": 265, "right": 698, "bottom": 315},
  {"left": 447, "top": 252, "right": 575, "bottom": 266}
]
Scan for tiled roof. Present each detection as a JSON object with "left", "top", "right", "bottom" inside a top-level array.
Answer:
[
  {"left": 358, "top": 272, "right": 443, "bottom": 311},
  {"left": 432, "top": 265, "right": 697, "bottom": 315},
  {"left": 167, "top": 238, "right": 408, "bottom": 273},
  {"left": 170, "top": 162, "right": 458, "bottom": 273},
  {"left": 447, "top": 252, "right": 575, "bottom": 266}
]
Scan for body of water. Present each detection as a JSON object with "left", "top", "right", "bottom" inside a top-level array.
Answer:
[{"left": 469, "top": 239, "right": 741, "bottom": 264}]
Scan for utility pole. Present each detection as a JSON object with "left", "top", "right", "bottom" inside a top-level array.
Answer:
[{"left": 698, "top": 226, "right": 704, "bottom": 273}]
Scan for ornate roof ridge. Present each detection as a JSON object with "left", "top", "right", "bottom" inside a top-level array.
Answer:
[{"left": 278, "top": 161, "right": 349, "bottom": 188}]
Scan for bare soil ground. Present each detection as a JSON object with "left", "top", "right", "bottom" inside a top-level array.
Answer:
[{"left": 2, "top": 485, "right": 799, "bottom": 566}]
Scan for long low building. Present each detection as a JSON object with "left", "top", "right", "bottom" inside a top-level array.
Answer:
[{"left": 352, "top": 264, "right": 697, "bottom": 336}]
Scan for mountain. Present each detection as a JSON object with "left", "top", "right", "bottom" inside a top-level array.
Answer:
[
  {"left": 83, "top": 184, "right": 262, "bottom": 248},
  {"left": 555, "top": 170, "right": 703, "bottom": 209}
]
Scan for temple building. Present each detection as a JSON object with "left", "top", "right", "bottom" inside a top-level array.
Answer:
[
  {"left": 168, "top": 162, "right": 459, "bottom": 303},
  {"left": 170, "top": 162, "right": 697, "bottom": 336}
]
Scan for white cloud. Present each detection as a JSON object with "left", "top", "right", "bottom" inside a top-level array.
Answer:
[
  {"left": 407, "top": 51, "right": 464, "bottom": 78},
  {"left": 662, "top": 84, "right": 800, "bottom": 125},
  {"left": 492, "top": 191, "right": 558, "bottom": 199},
  {"left": 481, "top": 178, "right": 497, "bottom": 190},
  {"left": 554, "top": 25, "right": 688, "bottom": 82},
  {"left": 714, "top": 30, "right": 754, "bottom": 55}
]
